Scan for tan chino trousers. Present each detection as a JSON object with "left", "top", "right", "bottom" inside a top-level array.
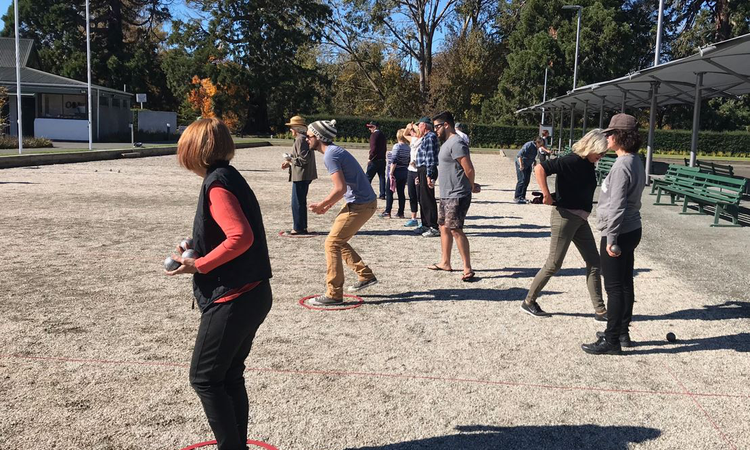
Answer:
[{"left": 325, "top": 200, "right": 378, "bottom": 299}]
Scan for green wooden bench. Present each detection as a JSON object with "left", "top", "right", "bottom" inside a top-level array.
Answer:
[
  {"left": 684, "top": 158, "right": 735, "bottom": 177},
  {"left": 650, "top": 164, "right": 701, "bottom": 195},
  {"left": 595, "top": 155, "right": 617, "bottom": 185},
  {"left": 654, "top": 169, "right": 747, "bottom": 227}
]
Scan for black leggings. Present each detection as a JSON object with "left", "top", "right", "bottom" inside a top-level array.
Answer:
[
  {"left": 602, "top": 228, "right": 642, "bottom": 343},
  {"left": 407, "top": 170, "right": 419, "bottom": 214},
  {"left": 189, "top": 280, "right": 273, "bottom": 450}
]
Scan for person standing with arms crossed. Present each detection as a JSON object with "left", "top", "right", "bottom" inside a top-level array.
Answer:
[
  {"left": 411, "top": 116, "right": 441, "bottom": 237},
  {"left": 166, "top": 118, "right": 273, "bottom": 450},
  {"left": 582, "top": 114, "right": 645, "bottom": 355},
  {"left": 306, "top": 119, "right": 379, "bottom": 306},
  {"left": 428, "top": 111, "right": 481, "bottom": 281},
  {"left": 282, "top": 115, "right": 317, "bottom": 235}
]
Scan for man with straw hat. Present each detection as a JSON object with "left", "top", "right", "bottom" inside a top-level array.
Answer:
[{"left": 282, "top": 115, "right": 317, "bottom": 234}]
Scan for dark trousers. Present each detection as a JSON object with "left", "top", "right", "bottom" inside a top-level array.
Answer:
[
  {"left": 291, "top": 180, "right": 311, "bottom": 232},
  {"left": 407, "top": 170, "right": 419, "bottom": 214},
  {"left": 190, "top": 281, "right": 273, "bottom": 450},
  {"left": 417, "top": 166, "right": 438, "bottom": 228},
  {"left": 514, "top": 159, "right": 533, "bottom": 200},
  {"left": 385, "top": 167, "right": 407, "bottom": 216},
  {"left": 602, "top": 228, "right": 642, "bottom": 343},
  {"left": 366, "top": 159, "right": 386, "bottom": 198}
]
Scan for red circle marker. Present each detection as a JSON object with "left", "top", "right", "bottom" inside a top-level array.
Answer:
[
  {"left": 299, "top": 294, "right": 364, "bottom": 311},
  {"left": 278, "top": 231, "right": 319, "bottom": 238},
  {"left": 180, "top": 439, "right": 278, "bottom": 450}
]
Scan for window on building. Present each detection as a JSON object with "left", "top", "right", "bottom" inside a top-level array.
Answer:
[
  {"left": 112, "top": 98, "right": 121, "bottom": 108},
  {"left": 42, "top": 94, "right": 87, "bottom": 118}
]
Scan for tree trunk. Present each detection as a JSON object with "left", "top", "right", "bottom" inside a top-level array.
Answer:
[
  {"left": 243, "top": 91, "right": 270, "bottom": 134},
  {"left": 715, "top": 0, "right": 731, "bottom": 41}
]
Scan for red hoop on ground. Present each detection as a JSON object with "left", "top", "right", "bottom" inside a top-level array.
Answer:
[
  {"left": 299, "top": 294, "right": 364, "bottom": 311},
  {"left": 180, "top": 439, "right": 278, "bottom": 450},
  {"left": 278, "top": 231, "right": 320, "bottom": 238}
]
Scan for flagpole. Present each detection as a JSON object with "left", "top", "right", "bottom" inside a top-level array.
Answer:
[
  {"left": 13, "top": 0, "right": 23, "bottom": 155},
  {"left": 86, "top": 0, "right": 93, "bottom": 151}
]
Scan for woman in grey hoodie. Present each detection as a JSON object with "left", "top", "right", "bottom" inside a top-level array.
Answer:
[{"left": 582, "top": 114, "right": 645, "bottom": 355}]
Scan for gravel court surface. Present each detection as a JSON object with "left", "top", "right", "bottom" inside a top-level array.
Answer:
[{"left": 1, "top": 146, "right": 748, "bottom": 449}]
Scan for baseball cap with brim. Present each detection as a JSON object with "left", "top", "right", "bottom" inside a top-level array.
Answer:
[
  {"left": 603, "top": 113, "right": 638, "bottom": 132},
  {"left": 366, "top": 120, "right": 380, "bottom": 128},
  {"left": 416, "top": 116, "right": 432, "bottom": 125}
]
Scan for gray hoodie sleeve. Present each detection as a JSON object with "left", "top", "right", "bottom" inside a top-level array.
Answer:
[{"left": 600, "top": 166, "right": 630, "bottom": 245}]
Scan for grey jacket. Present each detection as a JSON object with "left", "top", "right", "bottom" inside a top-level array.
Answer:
[
  {"left": 289, "top": 134, "right": 317, "bottom": 182},
  {"left": 596, "top": 153, "right": 645, "bottom": 245}
]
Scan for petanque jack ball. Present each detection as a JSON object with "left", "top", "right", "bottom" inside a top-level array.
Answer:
[
  {"left": 164, "top": 257, "right": 180, "bottom": 271},
  {"left": 666, "top": 332, "right": 677, "bottom": 342},
  {"left": 611, "top": 244, "right": 622, "bottom": 256},
  {"left": 179, "top": 238, "right": 194, "bottom": 252},
  {"left": 182, "top": 249, "right": 199, "bottom": 259}
]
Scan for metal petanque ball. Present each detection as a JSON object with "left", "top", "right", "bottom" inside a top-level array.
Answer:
[
  {"left": 610, "top": 244, "right": 622, "bottom": 256},
  {"left": 666, "top": 332, "right": 677, "bottom": 342},
  {"left": 164, "top": 257, "right": 181, "bottom": 271},
  {"left": 182, "top": 249, "right": 199, "bottom": 259},
  {"left": 179, "top": 238, "right": 194, "bottom": 252}
]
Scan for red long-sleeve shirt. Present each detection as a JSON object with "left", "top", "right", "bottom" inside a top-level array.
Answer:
[{"left": 193, "top": 182, "right": 260, "bottom": 303}]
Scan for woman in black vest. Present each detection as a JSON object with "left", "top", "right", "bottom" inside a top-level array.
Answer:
[{"left": 166, "top": 118, "right": 273, "bottom": 450}]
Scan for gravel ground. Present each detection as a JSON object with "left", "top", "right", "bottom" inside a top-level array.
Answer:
[{"left": 0, "top": 146, "right": 748, "bottom": 450}]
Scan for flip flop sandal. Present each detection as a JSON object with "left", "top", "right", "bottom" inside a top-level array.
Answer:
[
  {"left": 462, "top": 271, "right": 477, "bottom": 282},
  {"left": 428, "top": 264, "right": 453, "bottom": 272}
]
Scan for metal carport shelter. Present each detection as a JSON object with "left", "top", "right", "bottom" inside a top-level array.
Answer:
[{"left": 516, "top": 32, "right": 750, "bottom": 182}]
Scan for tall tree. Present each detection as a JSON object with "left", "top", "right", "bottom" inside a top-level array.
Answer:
[{"left": 179, "top": 0, "right": 331, "bottom": 133}]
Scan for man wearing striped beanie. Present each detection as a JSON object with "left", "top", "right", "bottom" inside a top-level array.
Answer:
[{"left": 307, "top": 120, "right": 379, "bottom": 305}]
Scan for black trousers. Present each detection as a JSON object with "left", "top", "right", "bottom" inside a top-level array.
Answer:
[
  {"left": 407, "top": 170, "right": 419, "bottom": 214},
  {"left": 190, "top": 280, "right": 273, "bottom": 450},
  {"left": 366, "top": 159, "right": 387, "bottom": 198},
  {"left": 602, "top": 228, "right": 642, "bottom": 343},
  {"left": 417, "top": 166, "right": 438, "bottom": 228},
  {"left": 385, "top": 167, "right": 407, "bottom": 216}
]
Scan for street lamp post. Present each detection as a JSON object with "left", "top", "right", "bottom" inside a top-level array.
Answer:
[{"left": 562, "top": 5, "right": 583, "bottom": 90}]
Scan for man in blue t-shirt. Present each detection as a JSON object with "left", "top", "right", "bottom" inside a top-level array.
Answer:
[
  {"left": 514, "top": 137, "right": 544, "bottom": 203},
  {"left": 307, "top": 119, "right": 379, "bottom": 306}
]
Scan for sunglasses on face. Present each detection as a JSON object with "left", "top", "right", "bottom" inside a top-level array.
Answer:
[{"left": 434, "top": 122, "right": 445, "bottom": 130}]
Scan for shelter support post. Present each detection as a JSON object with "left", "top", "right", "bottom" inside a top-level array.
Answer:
[
  {"left": 599, "top": 97, "right": 605, "bottom": 128},
  {"left": 582, "top": 100, "right": 588, "bottom": 134},
  {"left": 558, "top": 108, "right": 564, "bottom": 150},
  {"left": 621, "top": 92, "right": 627, "bottom": 113},
  {"left": 551, "top": 108, "right": 556, "bottom": 147},
  {"left": 568, "top": 103, "right": 576, "bottom": 147},
  {"left": 645, "top": 81, "right": 660, "bottom": 185},
  {"left": 689, "top": 73, "right": 704, "bottom": 167}
]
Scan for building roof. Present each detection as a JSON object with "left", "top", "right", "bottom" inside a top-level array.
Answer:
[
  {"left": 516, "top": 32, "right": 750, "bottom": 114},
  {"left": 0, "top": 37, "right": 130, "bottom": 97},
  {"left": 0, "top": 38, "right": 35, "bottom": 68}
]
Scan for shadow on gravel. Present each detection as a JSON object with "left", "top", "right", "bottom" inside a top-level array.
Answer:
[
  {"left": 633, "top": 300, "right": 750, "bottom": 322},
  {"left": 464, "top": 224, "right": 550, "bottom": 230},
  {"left": 362, "top": 287, "right": 562, "bottom": 304},
  {"left": 478, "top": 267, "right": 652, "bottom": 280},
  {"left": 465, "top": 230, "right": 551, "bottom": 238},
  {"left": 0, "top": 181, "right": 35, "bottom": 184},
  {"left": 358, "top": 230, "right": 421, "bottom": 237},
  {"left": 466, "top": 215, "right": 522, "bottom": 220},
  {"left": 627, "top": 332, "right": 750, "bottom": 354},
  {"left": 347, "top": 424, "right": 661, "bottom": 450},
  {"left": 470, "top": 200, "right": 518, "bottom": 204}
]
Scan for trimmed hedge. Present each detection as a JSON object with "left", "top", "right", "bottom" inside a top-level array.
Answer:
[{"left": 296, "top": 115, "right": 750, "bottom": 156}]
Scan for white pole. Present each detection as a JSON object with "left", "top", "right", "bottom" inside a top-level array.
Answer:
[
  {"left": 541, "top": 67, "right": 548, "bottom": 124},
  {"left": 655, "top": 0, "right": 665, "bottom": 67},
  {"left": 86, "top": 0, "right": 93, "bottom": 150},
  {"left": 13, "top": 0, "right": 23, "bottom": 155},
  {"left": 573, "top": 8, "right": 581, "bottom": 89}
]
